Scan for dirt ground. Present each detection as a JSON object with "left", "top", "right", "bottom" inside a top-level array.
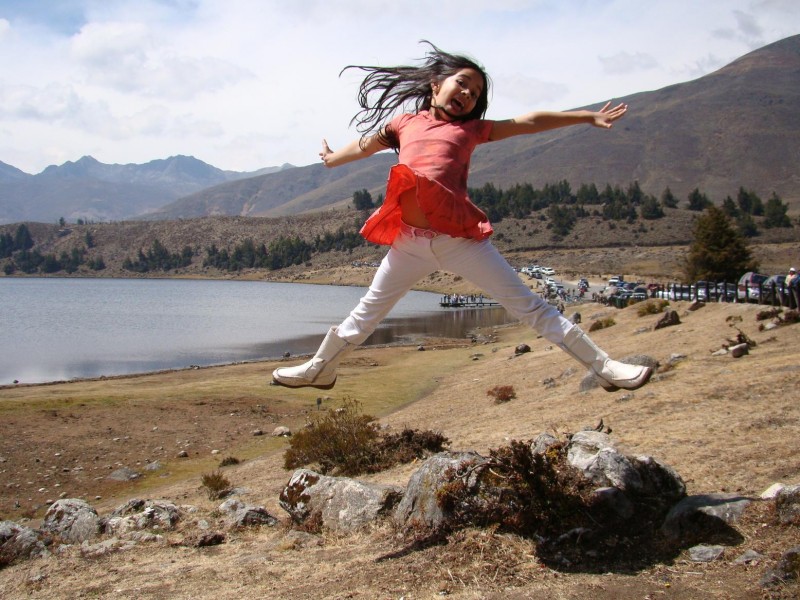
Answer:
[{"left": 1, "top": 299, "right": 800, "bottom": 599}]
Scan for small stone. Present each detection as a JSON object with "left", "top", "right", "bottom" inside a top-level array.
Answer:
[
  {"left": 761, "top": 483, "right": 785, "bottom": 499},
  {"left": 689, "top": 544, "right": 724, "bottom": 562},
  {"left": 177, "top": 451, "right": 189, "bottom": 458},
  {"left": 730, "top": 343, "right": 749, "bottom": 358}
]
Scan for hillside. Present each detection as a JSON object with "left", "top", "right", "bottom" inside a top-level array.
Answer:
[
  {"left": 0, "top": 156, "right": 291, "bottom": 224},
  {"left": 1, "top": 36, "right": 798, "bottom": 226},
  {"left": 150, "top": 34, "right": 800, "bottom": 221},
  {"left": 1, "top": 301, "right": 799, "bottom": 598},
  {"left": 1, "top": 205, "right": 798, "bottom": 288}
]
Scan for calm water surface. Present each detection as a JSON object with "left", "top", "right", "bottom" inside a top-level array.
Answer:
[{"left": 0, "top": 278, "right": 515, "bottom": 385}]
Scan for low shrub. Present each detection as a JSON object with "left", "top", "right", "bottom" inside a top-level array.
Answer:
[
  {"left": 486, "top": 385, "right": 516, "bottom": 404},
  {"left": 219, "top": 456, "right": 240, "bottom": 467},
  {"left": 637, "top": 299, "right": 669, "bottom": 316},
  {"left": 588, "top": 317, "right": 616, "bottom": 332},
  {"left": 283, "top": 397, "right": 449, "bottom": 476},
  {"left": 201, "top": 470, "right": 232, "bottom": 500}
]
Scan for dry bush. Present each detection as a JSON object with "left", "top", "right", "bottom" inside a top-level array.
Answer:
[
  {"left": 486, "top": 385, "right": 516, "bottom": 404},
  {"left": 637, "top": 299, "right": 669, "bottom": 316},
  {"left": 588, "top": 317, "right": 616, "bottom": 332},
  {"left": 200, "top": 470, "right": 232, "bottom": 500},
  {"left": 436, "top": 440, "right": 593, "bottom": 538},
  {"left": 218, "top": 456, "right": 240, "bottom": 467},
  {"left": 283, "top": 397, "right": 449, "bottom": 476}
]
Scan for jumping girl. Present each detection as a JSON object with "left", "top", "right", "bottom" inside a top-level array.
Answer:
[{"left": 272, "top": 41, "right": 652, "bottom": 393}]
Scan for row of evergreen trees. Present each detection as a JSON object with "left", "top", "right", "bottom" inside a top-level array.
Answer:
[
  {"left": 202, "top": 224, "right": 366, "bottom": 272},
  {"left": 0, "top": 181, "right": 793, "bottom": 278},
  {"left": 1, "top": 224, "right": 105, "bottom": 275},
  {"left": 351, "top": 181, "right": 793, "bottom": 239}
]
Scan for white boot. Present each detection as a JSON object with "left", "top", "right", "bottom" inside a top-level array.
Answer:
[
  {"left": 561, "top": 325, "right": 652, "bottom": 392},
  {"left": 272, "top": 327, "right": 354, "bottom": 390}
]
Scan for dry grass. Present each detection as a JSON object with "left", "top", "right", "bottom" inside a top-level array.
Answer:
[{"left": 1, "top": 300, "right": 800, "bottom": 598}]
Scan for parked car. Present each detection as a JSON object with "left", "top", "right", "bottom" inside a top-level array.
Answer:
[
  {"left": 716, "top": 282, "right": 737, "bottom": 302},
  {"left": 737, "top": 272, "right": 769, "bottom": 302},
  {"left": 540, "top": 267, "right": 555, "bottom": 276},
  {"left": 694, "top": 280, "right": 715, "bottom": 301},
  {"left": 762, "top": 274, "right": 790, "bottom": 305},
  {"left": 655, "top": 283, "right": 693, "bottom": 300},
  {"left": 631, "top": 286, "right": 648, "bottom": 301}
]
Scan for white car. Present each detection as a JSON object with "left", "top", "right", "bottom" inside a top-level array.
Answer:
[{"left": 540, "top": 267, "right": 555, "bottom": 276}]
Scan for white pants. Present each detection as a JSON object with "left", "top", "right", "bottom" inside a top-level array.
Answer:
[{"left": 336, "top": 229, "right": 572, "bottom": 346}]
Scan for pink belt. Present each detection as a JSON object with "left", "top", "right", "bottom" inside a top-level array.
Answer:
[{"left": 400, "top": 222, "right": 440, "bottom": 239}]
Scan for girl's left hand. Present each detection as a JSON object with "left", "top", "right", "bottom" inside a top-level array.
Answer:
[{"left": 592, "top": 101, "right": 627, "bottom": 128}]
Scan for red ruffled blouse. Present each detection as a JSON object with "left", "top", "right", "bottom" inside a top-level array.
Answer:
[{"left": 359, "top": 111, "right": 494, "bottom": 245}]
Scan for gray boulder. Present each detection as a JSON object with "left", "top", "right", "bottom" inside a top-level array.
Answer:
[
  {"left": 567, "top": 431, "right": 642, "bottom": 492},
  {"left": 775, "top": 484, "right": 800, "bottom": 525},
  {"left": 394, "top": 451, "right": 488, "bottom": 530},
  {"left": 104, "top": 499, "right": 182, "bottom": 535},
  {"left": 760, "top": 546, "right": 800, "bottom": 588},
  {"left": 566, "top": 431, "right": 685, "bottom": 506},
  {"left": 0, "top": 521, "right": 48, "bottom": 562},
  {"left": 218, "top": 498, "right": 278, "bottom": 529},
  {"left": 280, "top": 469, "right": 402, "bottom": 532},
  {"left": 41, "top": 498, "right": 101, "bottom": 543},
  {"left": 661, "top": 493, "right": 751, "bottom": 541}
]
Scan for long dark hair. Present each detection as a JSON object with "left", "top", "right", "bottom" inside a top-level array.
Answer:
[{"left": 342, "top": 40, "right": 491, "bottom": 149}]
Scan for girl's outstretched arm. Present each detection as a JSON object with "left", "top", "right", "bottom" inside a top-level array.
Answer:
[
  {"left": 319, "top": 132, "right": 390, "bottom": 168},
  {"left": 488, "top": 101, "right": 627, "bottom": 142}
]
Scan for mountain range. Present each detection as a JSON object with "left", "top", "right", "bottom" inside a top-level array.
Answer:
[{"left": 1, "top": 34, "right": 798, "bottom": 226}]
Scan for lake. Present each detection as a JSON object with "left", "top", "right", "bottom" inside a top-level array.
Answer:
[{"left": 0, "top": 277, "right": 515, "bottom": 385}]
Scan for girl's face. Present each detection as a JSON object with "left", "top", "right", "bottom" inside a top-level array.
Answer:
[{"left": 431, "top": 68, "right": 485, "bottom": 120}]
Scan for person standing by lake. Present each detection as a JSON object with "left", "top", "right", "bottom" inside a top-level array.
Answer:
[{"left": 272, "top": 41, "right": 652, "bottom": 393}]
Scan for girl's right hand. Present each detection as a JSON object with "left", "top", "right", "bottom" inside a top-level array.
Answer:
[{"left": 320, "top": 139, "right": 333, "bottom": 166}]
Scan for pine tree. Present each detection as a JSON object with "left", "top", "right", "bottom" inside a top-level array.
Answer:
[
  {"left": 686, "top": 188, "right": 712, "bottom": 211},
  {"left": 763, "top": 192, "right": 792, "bottom": 228},
  {"left": 660, "top": 187, "right": 678, "bottom": 208},
  {"left": 684, "top": 205, "right": 757, "bottom": 281}
]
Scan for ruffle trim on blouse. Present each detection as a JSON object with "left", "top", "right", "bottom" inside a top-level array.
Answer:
[{"left": 359, "top": 164, "right": 493, "bottom": 246}]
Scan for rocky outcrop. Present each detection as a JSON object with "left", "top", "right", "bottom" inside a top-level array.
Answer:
[
  {"left": 41, "top": 498, "right": 101, "bottom": 543},
  {"left": 394, "top": 452, "right": 489, "bottom": 530},
  {"left": 279, "top": 469, "right": 403, "bottom": 532}
]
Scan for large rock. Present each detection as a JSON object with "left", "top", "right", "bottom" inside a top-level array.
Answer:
[
  {"left": 566, "top": 431, "right": 685, "bottom": 506},
  {"left": 661, "top": 493, "right": 751, "bottom": 541},
  {"left": 567, "top": 431, "right": 642, "bottom": 492},
  {"left": 41, "top": 498, "right": 101, "bottom": 543},
  {"left": 0, "top": 521, "right": 48, "bottom": 563},
  {"left": 280, "top": 469, "right": 403, "bottom": 532},
  {"left": 775, "top": 484, "right": 800, "bottom": 525},
  {"left": 104, "top": 499, "right": 183, "bottom": 535},
  {"left": 394, "top": 451, "right": 488, "bottom": 530},
  {"left": 218, "top": 498, "right": 278, "bottom": 529}
]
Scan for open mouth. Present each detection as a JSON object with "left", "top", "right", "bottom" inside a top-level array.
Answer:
[{"left": 451, "top": 98, "right": 464, "bottom": 111}]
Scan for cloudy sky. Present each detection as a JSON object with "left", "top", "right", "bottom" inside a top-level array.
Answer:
[{"left": 0, "top": 0, "right": 798, "bottom": 175}]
